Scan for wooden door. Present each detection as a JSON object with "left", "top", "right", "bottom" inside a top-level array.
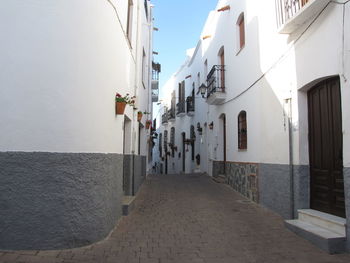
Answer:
[
  {"left": 308, "top": 77, "right": 345, "bottom": 218},
  {"left": 222, "top": 115, "right": 226, "bottom": 174},
  {"left": 182, "top": 133, "right": 186, "bottom": 172}
]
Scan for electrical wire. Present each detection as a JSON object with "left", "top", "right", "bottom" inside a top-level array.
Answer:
[{"left": 218, "top": 0, "right": 349, "bottom": 106}]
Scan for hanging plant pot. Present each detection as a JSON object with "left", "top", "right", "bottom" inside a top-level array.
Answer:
[
  {"left": 115, "top": 102, "right": 126, "bottom": 115},
  {"left": 137, "top": 112, "right": 143, "bottom": 122},
  {"left": 146, "top": 120, "right": 152, "bottom": 129}
]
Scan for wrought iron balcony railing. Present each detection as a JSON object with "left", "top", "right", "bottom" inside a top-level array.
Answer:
[
  {"left": 152, "top": 62, "right": 161, "bottom": 81},
  {"left": 186, "top": 96, "right": 195, "bottom": 113},
  {"left": 168, "top": 107, "right": 176, "bottom": 120},
  {"left": 176, "top": 101, "right": 186, "bottom": 115},
  {"left": 276, "top": 0, "right": 310, "bottom": 28},
  {"left": 206, "top": 65, "right": 225, "bottom": 98},
  {"left": 161, "top": 112, "right": 168, "bottom": 124}
]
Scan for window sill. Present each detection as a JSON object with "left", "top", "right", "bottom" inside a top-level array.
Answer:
[
  {"left": 238, "top": 148, "right": 247, "bottom": 152},
  {"left": 236, "top": 45, "right": 245, "bottom": 56}
]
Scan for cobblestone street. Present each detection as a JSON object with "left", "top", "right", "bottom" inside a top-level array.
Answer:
[{"left": 1, "top": 174, "right": 350, "bottom": 263}]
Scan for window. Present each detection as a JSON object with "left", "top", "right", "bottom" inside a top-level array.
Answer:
[
  {"left": 190, "top": 125, "right": 196, "bottom": 161},
  {"left": 237, "top": 13, "right": 245, "bottom": 52},
  {"left": 170, "top": 127, "right": 175, "bottom": 157},
  {"left": 204, "top": 60, "right": 208, "bottom": 80},
  {"left": 164, "top": 130, "right": 168, "bottom": 152},
  {"left": 126, "top": 0, "right": 134, "bottom": 44},
  {"left": 159, "top": 133, "right": 162, "bottom": 157},
  {"left": 144, "top": 0, "right": 148, "bottom": 19},
  {"left": 177, "top": 81, "right": 185, "bottom": 114},
  {"left": 197, "top": 72, "right": 201, "bottom": 88},
  {"left": 218, "top": 47, "right": 225, "bottom": 89},
  {"left": 238, "top": 111, "right": 247, "bottom": 149},
  {"left": 142, "top": 48, "right": 147, "bottom": 88}
]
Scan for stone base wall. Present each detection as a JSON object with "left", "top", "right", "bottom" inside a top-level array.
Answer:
[
  {"left": 213, "top": 161, "right": 311, "bottom": 220},
  {"left": 0, "top": 152, "right": 124, "bottom": 250},
  {"left": 344, "top": 167, "right": 350, "bottom": 252},
  {"left": 226, "top": 162, "right": 259, "bottom": 203},
  {"left": 212, "top": 161, "right": 259, "bottom": 203},
  {"left": 123, "top": 154, "right": 146, "bottom": 196}
]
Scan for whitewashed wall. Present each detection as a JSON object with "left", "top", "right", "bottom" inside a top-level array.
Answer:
[
  {"left": 0, "top": 0, "right": 152, "bottom": 155},
  {"left": 156, "top": 0, "right": 350, "bottom": 174}
]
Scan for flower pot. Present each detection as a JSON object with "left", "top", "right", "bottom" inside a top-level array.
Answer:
[
  {"left": 146, "top": 121, "right": 151, "bottom": 129},
  {"left": 116, "top": 101, "right": 126, "bottom": 115},
  {"left": 137, "top": 112, "right": 143, "bottom": 122}
]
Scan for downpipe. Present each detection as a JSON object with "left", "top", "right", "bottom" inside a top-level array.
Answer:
[{"left": 286, "top": 98, "right": 295, "bottom": 219}]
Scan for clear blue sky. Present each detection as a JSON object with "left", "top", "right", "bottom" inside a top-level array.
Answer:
[{"left": 152, "top": 0, "right": 218, "bottom": 91}]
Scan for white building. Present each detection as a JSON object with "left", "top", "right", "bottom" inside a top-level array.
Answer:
[
  {"left": 0, "top": 0, "right": 158, "bottom": 250},
  {"left": 154, "top": 0, "right": 350, "bottom": 253}
]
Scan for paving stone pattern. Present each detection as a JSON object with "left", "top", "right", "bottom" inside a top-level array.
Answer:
[{"left": 1, "top": 174, "right": 350, "bottom": 263}]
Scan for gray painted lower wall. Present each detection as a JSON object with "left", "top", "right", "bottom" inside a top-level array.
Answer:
[
  {"left": 344, "top": 167, "right": 350, "bottom": 252},
  {"left": 0, "top": 152, "right": 124, "bottom": 250},
  {"left": 259, "top": 164, "right": 309, "bottom": 219},
  {"left": 293, "top": 165, "right": 310, "bottom": 217},
  {"left": 123, "top": 154, "right": 146, "bottom": 196}
]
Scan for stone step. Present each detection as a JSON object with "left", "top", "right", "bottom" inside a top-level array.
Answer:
[
  {"left": 122, "top": 196, "right": 136, "bottom": 216},
  {"left": 285, "top": 219, "right": 346, "bottom": 254},
  {"left": 298, "top": 209, "right": 346, "bottom": 236}
]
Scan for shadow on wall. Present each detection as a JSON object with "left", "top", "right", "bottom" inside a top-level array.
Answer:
[{"left": 211, "top": 14, "right": 310, "bottom": 221}]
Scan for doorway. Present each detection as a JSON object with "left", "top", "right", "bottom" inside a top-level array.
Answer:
[
  {"left": 219, "top": 114, "right": 227, "bottom": 174},
  {"left": 308, "top": 76, "right": 345, "bottom": 218},
  {"left": 182, "top": 132, "right": 186, "bottom": 173}
]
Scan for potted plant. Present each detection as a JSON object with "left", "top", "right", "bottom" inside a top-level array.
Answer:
[
  {"left": 137, "top": 111, "right": 143, "bottom": 121},
  {"left": 137, "top": 111, "right": 151, "bottom": 122},
  {"left": 146, "top": 120, "right": 152, "bottom": 129},
  {"left": 115, "top": 93, "right": 135, "bottom": 115}
]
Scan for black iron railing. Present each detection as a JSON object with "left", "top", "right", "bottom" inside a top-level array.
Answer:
[
  {"left": 152, "top": 62, "right": 161, "bottom": 80},
  {"left": 161, "top": 112, "right": 168, "bottom": 124},
  {"left": 168, "top": 107, "right": 176, "bottom": 120},
  {"left": 186, "top": 96, "right": 195, "bottom": 113},
  {"left": 206, "top": 65, "right": 225, "bottom": 98},
  {"left": 176, "top": 101, "right": 185, "bottom": 115},
  {"left": 276, "top": 0, "right": 309, "bottom": 28}
]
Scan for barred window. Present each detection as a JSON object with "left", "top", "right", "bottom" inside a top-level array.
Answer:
[{"left": 238, "top": 111, "right": 247, "bottom": 149}]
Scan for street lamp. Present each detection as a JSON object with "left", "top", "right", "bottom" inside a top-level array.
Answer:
[{"left": 199, "top": 83, "right": 207, "bottom": 98}]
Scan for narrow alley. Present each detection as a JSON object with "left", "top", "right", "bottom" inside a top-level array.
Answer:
[{"left": 1, "top": 174, "right": 350, "bottom": 263}]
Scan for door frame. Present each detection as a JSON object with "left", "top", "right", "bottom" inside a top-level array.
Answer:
[{"left": 307, "top": 76, "right": 345, "bottom": 217}]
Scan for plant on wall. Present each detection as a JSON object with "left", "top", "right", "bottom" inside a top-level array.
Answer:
[{"left": 115, "top": 93, "right": 136, "bottom": 115}]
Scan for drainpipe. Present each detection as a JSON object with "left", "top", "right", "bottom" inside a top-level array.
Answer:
[
  {"left": 286, "top": 97, "right": 295, "bottom": 219},
  {"left": 132, "top": 153, "right": 135, "bottom": 195}
]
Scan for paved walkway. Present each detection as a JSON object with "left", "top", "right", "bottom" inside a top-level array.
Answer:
[{"left": 1, "top": 174, "right": 350, "bottom": 263}]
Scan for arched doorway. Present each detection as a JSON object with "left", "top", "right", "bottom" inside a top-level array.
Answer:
[
  {"left": 219, "top": 114, "right": 227, "bottom": 174},
  {"left": 308, "top": 76, "right": 345, "bottom": 217}
]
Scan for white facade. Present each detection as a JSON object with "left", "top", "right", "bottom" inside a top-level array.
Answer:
[
  {"left": 0, "top": 0, "right": 157, "bottom": 250},
  {"left": 0, "top": 0, "right": 154, "bottom": 158},
  {"left": 154, "top": 0, "right": 350, "bottom": 249}
]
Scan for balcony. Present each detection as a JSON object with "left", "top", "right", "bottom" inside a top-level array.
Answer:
[
  {"left": 151, "top": 84, "right": 159, "bottom": 102},
  {"left": 152, "top": 62, "right": 161, "bottom": 102},
  {"left": 206, "top": 65, "right": 226, "bottom": 105},
  {"left": 186, "top": 96, "right": 195, "bottom": 116},
  {"left": 161, "top": 112, "right": 168, "bottom": 125},
  {"left": 276, "top": 0, "right": 329, "bottom": 34},
  {"left": 176, "top": 101, "right": 186, "bottom": 117},
  {"left": 168, "top": 107, "right": 176, "bottom": 122}
]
